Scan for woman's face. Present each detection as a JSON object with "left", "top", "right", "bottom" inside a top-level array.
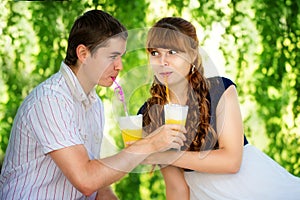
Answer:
[{"left": 149, "top": 48, "right": 192, "bottom": 87}]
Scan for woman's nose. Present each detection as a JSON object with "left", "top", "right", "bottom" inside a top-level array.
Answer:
[{"left": 160, "top": 53, "right": 169, "bottom": 66}]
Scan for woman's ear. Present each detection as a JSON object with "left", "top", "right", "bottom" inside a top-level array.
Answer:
[
  {"left": 190, "top": 49, "right": 197, "bottom": 65},
  {"left": 76, "top": 44, "right": 89, "bottom": 63}
]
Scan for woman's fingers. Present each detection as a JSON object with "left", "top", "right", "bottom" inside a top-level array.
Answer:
[
  {"left": 170, "top": 130, "right": 186, "bottom": 142},
  {"left": 166, "top": 124, "right": 187, "bottom": 134},
  {"left": 170, "top": 132, "right": 185, "bottom": 149},
  {"left": 147, "top": 124, "right": 187, "bottom": 152},
  {"left": 162, "top": 125, "right": 187, "bottom": 151},
  {"left": 168, "top": 126, "right": 186, "bottom": 148}
]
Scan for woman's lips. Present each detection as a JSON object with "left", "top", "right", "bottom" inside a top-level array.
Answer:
[{"left": 159, "top": 72, "right": 172, "bottom": 77}]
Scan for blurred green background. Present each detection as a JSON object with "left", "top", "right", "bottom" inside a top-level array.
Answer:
[{"left": 0, "top": 0, "right": 299, "bottom": 199}]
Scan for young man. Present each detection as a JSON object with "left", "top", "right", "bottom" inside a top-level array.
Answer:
[{"left": 0, "top": 10, "right": 186, "bottom": 199}]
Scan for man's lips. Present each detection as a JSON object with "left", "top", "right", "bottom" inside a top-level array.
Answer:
[{"left": 111, "top": 75, "right": 118, "bottom": 81}]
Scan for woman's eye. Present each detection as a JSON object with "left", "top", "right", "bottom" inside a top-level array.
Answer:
[
  {"left": 150, "top": 51, "right": 159, "bottom": 56},
  {"left": 169, "top": 50, "right": 177, "bottom": 55}
]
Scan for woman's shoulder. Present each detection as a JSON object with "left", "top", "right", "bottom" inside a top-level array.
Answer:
[
  {"left": 206, "top": 76, "right": 237, "bottom": 107},
  {"left": 207, "top": 76, "right": 236, "bottom": 90},
  {"left": 137, "top": 102, "right": 147, "bottom": 115}
]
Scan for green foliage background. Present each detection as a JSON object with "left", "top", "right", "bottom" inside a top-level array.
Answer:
[{"left": 0, "top": 0, "right": 299, "bottom": 199}]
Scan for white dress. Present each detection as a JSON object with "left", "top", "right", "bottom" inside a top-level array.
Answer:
[{"left": 184, "top": 144, "right": 300, "bottom": 200}]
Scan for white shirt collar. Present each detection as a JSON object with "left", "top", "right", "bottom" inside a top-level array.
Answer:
[{"left": 60, "top": 61, "right": 97, "bottom": 109}]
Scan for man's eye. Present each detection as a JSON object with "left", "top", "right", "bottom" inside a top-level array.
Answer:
[
  {"left": 150, "top": 51, "right": 159, "bottom": 56},
  {"left": 110, "top": 56, "right": 118, "bottom": 60},
  {"left": 169, "top": 50, "right": 177, "bottom": 55}
]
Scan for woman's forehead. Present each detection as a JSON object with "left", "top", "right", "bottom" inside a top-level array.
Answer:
[{"left": 147, "top": 28, "right": 193, "bottom": 51}]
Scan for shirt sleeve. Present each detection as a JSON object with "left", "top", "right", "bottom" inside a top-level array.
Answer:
[{"left": 28, "top": 95, "right": 82, "bottom": 154}]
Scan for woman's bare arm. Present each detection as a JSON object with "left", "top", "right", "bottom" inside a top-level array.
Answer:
[
  {"left": 144, "top": 86, "right": 244, "bottom": 174},
  {"left": 161, "top": 166, "right": 189, "bottom": 200}
]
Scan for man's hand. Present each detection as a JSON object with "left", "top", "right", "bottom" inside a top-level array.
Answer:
[{"left": 95, "top": 186, "right": 118, "bottom": 200}]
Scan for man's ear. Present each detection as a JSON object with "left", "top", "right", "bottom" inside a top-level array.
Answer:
[{"left": 76, "top": 44, "right": 89, "bottom": 63}]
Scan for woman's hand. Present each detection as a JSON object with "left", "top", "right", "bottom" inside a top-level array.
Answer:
[
  {"left": 145, "top": 124, "right": 187, "bottom": 152},
  {"left": 142, "top": 150, "right": 182, "bottom": 165}
]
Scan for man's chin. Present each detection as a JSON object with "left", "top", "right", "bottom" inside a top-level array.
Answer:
[{"left": 98, "top": 82, "right": 113, "bottom": 88}]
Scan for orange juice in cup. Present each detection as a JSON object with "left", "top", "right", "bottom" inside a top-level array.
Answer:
[
  {"left": 118, "top": 114, "right": 142, "bottom": 147},
  {"left": 164, "top": 104, "right": 188, "bottom": 126},
  {"left": 165, "top": 118, "right": 186, "bottom": 126}
]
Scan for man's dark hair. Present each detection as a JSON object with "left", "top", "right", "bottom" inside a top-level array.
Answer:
[{"left": 65, "top": 9, "right": 128, "bottom": 66}]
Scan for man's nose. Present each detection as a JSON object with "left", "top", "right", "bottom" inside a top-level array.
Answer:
[{"left": 114, "top": 57, "right": 123, "bottom": 70}]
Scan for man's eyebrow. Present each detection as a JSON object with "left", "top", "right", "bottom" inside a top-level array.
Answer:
[
  {"left": 110, "top": 50, "right": 127, "bottom": 56},
  {"left": 110, "top": 52, "right": 121, "bottom": 55}
]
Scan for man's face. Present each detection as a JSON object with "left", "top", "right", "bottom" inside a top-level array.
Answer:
[{"left": 78, "top": 37, "right": 127, "bottom": 92}]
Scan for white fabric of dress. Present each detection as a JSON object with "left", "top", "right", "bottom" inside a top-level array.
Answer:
[
  {"left": 184, "top": 49, "right": 300, "bottom": 200},
  {"left": 184, "top": 144, "right": 300, "bottom": 200}
]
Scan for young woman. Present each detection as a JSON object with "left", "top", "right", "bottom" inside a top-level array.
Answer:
[{"left": 138, "top": 17, "right": 300, "bottom": 200}]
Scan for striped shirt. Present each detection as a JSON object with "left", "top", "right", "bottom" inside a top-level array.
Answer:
[{"left": 0, "top": 62, "right": 104, "bottom": 199}]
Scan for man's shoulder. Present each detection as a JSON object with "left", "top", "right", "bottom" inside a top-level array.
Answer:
[{"left": 23, "top": 73, "right": 72, "bottom": 108}]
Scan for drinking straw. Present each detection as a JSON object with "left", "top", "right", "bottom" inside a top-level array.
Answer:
[
  {"left": 112, "top": 78, "right": 129, "bottom": 116},
  {"left": 148, "top": 76, "right": 171, "bottom": 175},
  {"left": 164, "top": 76, "right": 170, "bottom": 104}
]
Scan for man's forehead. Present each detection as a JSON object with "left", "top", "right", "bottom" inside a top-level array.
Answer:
[{"left": 102, "top": 37, "right": 126, "bottom": 53}]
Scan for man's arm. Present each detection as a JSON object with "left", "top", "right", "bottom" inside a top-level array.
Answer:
[{"left": 49, "top": 124, "right": 186, "bottom": 197}]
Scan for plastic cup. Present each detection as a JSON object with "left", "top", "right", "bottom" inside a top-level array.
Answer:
[
  {"left": 164, "top": 104, "right": 188, "bottom": 126},
  {"left": 118, "top": 114, "right": 143, "bottom": 147}
]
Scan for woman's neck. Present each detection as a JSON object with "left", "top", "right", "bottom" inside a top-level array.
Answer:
[{"left": 169, "top": 83, "right": 189, "bottom": 105}]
